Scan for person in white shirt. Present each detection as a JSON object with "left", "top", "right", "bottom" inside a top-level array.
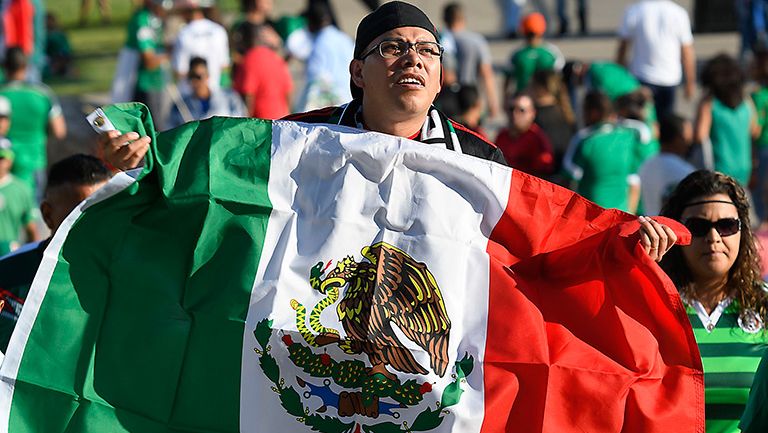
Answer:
[
  {"left": 616, "top": 0, "right": 696, "bottom": 119},
  {"left": 639, "top": 113, "right": 695, "bottom": 215},
  {"left": 172, "top": 0, "right": 230, "bottom": 92},
  {"left": 297, "top": 2, "right": 355, "bottom": 111}
]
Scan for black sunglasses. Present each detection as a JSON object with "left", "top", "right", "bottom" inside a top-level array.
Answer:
[{"left": 683, "top": 217, "right": 741, "bottom": 237}]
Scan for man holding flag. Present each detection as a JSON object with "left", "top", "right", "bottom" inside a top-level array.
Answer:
[
  {"left": 101, "top": 1, "right": 675, "bottom": 259},
  {"left": 1, "top": 2, "right": 705, "bottom": 433}
]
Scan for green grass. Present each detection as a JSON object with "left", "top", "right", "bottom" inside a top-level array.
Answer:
[{"left": 44, "top": 0, "right": 241, "bottom": 96}]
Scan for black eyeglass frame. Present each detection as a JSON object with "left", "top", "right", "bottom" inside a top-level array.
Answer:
[
  {"left": 359, "top": 39, "right": 444, "bottom": 61},
  {"left": 683, "top": 217, "right": 742, "bottom": 238}
]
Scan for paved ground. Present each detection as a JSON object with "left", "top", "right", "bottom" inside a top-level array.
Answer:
[{"left": 63, "top": 0, "right": 741, "bottom": 158}]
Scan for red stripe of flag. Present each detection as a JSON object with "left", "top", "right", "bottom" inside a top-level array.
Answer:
[{"left": 481, "top": 170, "right": 703, "bottom": 432}]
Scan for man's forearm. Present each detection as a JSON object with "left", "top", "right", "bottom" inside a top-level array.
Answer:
[{"left": 681, "top": 44, "right": 696, "bottom": 94}]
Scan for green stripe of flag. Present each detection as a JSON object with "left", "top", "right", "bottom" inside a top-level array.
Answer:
[{"left": 8, "top": 105, "right": 275, "bottom": 433}]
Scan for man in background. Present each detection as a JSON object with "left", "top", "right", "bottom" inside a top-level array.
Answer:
[
  {"left": 507, "top": 12, "right": 564, "bottom": 92},
  {"left": 638, "top": 113, "right": 694, "bottom": 215},
  {"left": 167, "top": 57, "right": 245, "bottom": 129},
  {"left": 0, "top": 139, "right": 38, "bottom": 258},
  {"left": 0, "top": 46, "right": 66, "bottom": 197},
  {"left": 172, "top": 0, "right": 230, "bottom": 93},
  {"left": 563, "top": 91, "right": 644, "bottom": 213},
  {"left": 0, "top": 154, "right": 111, "bottom": 355},
  {"left": 442, "top": 3, "right": 500, "bottom": 118},
  {"left": 616, "top": 0, "right": 696, "bottom": 119},
  {"left": 297, "top": 1, "right": 354, "bottom": 111},
  {"left": 112, "top": 0, "right": 171, "bottom": 128}
]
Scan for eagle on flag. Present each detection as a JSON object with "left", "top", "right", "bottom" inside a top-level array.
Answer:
[{"left": 311, "top": 242, "right": 452, "bottom": 378}]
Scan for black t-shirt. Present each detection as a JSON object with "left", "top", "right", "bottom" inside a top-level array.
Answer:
[{"left": 534, "top": 104, "right": 575, "bottom": 170}]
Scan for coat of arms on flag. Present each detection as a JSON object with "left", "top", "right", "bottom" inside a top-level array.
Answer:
[{"left": 252, "top": 242, "right": 474, "bottom": 432}]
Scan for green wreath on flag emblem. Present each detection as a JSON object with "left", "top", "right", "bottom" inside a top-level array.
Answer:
[{"left": 254, "top": 242, "right": 474, "bottom": 432}]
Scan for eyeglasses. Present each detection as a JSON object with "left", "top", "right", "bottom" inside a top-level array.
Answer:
[
  {"left": 360, "top": 40, "right": 444, "bottom": 61},
  {"left": 188, "top": 73, "right": 205, "bottom": 81},
  {"left": 683, "top": 217, "right": 741, "bottom": 237}
]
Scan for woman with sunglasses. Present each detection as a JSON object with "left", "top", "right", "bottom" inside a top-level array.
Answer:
[{"left": 660, "top": 169, "right": 768, "bottom": 433}]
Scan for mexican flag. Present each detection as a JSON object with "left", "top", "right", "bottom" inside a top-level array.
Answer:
[{"left": 0, "top": 103, "right": 703, "bottom": 433}]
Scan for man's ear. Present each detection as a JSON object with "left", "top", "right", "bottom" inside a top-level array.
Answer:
[
  {"left": 40, "top": 200, "right": 54, "bottom": 231},
  {"left": 350, "top": 59, "right": 365, "bottom": 89}
]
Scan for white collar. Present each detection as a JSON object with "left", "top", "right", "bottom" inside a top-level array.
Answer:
[{"left": 687, "top": 297, "right": 733, "bottom": 332}]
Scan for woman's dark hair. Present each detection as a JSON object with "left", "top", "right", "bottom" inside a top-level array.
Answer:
[
  {"left": 658, "top": 113, "right": 688, "bottom": 146},
  {"left": 615, "top": 90, "right": 647, "bottom": 121},
  {"left": 701, "top": 53, "right": 745, "bottom": 109},
  {"left": 660, "top": 170, "right": 766, "bottom": 324},
  {"left": 531, "top": 69, "right": 575, "bottom": 124},
  {"left": 456, "top": 84, "right": 480, "bottom": 113}
]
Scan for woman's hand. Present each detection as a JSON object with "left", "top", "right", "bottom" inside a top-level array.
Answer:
[
  {"left": 99, "top": 130, "right": 151, "bottom": 171},
  {"left": 637, "top": 216, "right": 678, "bottom": 262}
]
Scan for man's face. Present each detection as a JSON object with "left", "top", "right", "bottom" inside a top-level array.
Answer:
[
  {"left": 0, "top": 116, "right": 10, "bottom": 137},
  {"left": 188, "top": 64, "right": 210, "bottom": 97},
  {"left": 41, "top": 182, "right": 107, "bottom": 233},
  {"left": 350, "top": 27, "right": 442, "bottom": 120},
  {"left": 254, "top": 0, "right": 273, "bottom": 14}
]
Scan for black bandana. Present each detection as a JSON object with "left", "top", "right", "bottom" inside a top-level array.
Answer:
[{"left": 350, "top": 1, "right": 439, "bottom": 99}]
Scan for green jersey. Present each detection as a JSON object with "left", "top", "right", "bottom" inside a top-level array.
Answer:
[
  {"left": 710, "top": 98, "right": 754, "bottom": 186},
  {"left": 562, "top": 122, "right": 643, "bottom": 211},
  {"left": 125, "top": 8, "right": 165, "bottom": 92},
  {"left": 0, "top": 80, "right": 62, "bottom": 189},
  {"left": 751, "top": 87, "right": 768, "bottom": 150},
  {"left": 0, "top": 175, "right": 37, "bottom": 256},
  {"left": 687, "top": 300, "right": 768, "bottom": 433},
  {"left": 741, "top": 349, "right": 768, "bottom": 433},
  {"left": 0, "top": 239, "right": 45, "bottom": 353},
  {"left": 587, "top": 62, "right": 640, "bottom": 100},
  {"left": 509, "top": 42, "right": 564, "bottom": 91}
]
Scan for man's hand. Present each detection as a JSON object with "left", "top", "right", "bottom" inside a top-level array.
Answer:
[
  {"left": 99, "top": 130, "right": 150, "bottom": 171},
  {"left": 637, "top": 216, "right": 678, "bottom": 262}
]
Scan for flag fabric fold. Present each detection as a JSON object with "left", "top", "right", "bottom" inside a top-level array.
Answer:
[{"left": 0, "top": 103, "right": 703, "bottom": 433}]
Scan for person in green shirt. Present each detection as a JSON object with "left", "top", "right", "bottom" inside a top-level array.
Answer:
[
  {"left": 0, "top": 139, "right": 39, "bottom": 257},
  {"left": 694, "top": 54, "right": 759, "bottom": 188},
  {"left": 585, "top": 61, "right": 640, "bottom": 101},
  {"left": 0, "top": 47, "right": 67, "bottom": 196},
  {"left": 562, "top": 90, "right": 644, "bottom": 213},
  {"left": 124, "top": 0, "right": 171, "bottom": 129},
  {"left": 44, "top": 12, "right": 72, "bottom": 78},
  {"left": 506, "top": 12, "right": 564, "bottom": 93}
]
